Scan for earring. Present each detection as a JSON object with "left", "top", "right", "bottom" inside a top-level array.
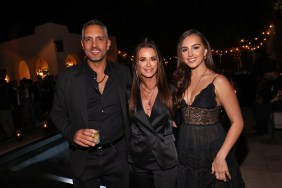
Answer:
[{"left": 135, "top": 70, "right": 139, "bottom": 78}]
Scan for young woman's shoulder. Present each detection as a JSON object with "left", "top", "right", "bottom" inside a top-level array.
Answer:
[
  {"left": 212, "top": 73, "right": 230, "bottom": 84},
  {"left": 213, "top": 73, "right": 234, "bottom": 93}
]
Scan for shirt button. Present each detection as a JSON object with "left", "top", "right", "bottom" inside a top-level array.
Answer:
[{"left": 101, "top": 110, "right": 104, "bottom": 113}]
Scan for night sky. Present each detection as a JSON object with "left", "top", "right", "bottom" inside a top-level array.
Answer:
[{"left": 0, "top": 0, "right": 273, "bottom": 58}]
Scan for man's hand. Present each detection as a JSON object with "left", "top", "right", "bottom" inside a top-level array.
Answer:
[{"left": 74, "top": 129, "right": 99, "bottom": 147}]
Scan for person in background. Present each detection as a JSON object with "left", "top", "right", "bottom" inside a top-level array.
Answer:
[
  {"left": 128, "top": 38, "right": 178, "bottom": 188},
  {"left": 0, "top": 79, "right": 15, "bottom": 140},
  {"left": 172, "top": 29, "right": 245, "bottom": 187},
  {"left": 252, "top": 63, "right": 282, "bottom": 136},
  {"left": 19, "top": 78, "right": 36, "bottom": 126},
  {"left": 10, "top": 80, "right": 23, "bottom": 129},
  {"left": 50, "top": 19, "right": 132, "bottom": 188}
]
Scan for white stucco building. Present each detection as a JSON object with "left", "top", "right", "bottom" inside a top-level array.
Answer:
[{"left": 0, "top": 22, "right": 118, "bottom": 82}]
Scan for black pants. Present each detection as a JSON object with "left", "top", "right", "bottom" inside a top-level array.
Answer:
[
  {"left": 130, "top": 165, "right": 177, "bottom": 188},
  {"left": 73, "top": 140, "right": 130, "bottom": 188}
]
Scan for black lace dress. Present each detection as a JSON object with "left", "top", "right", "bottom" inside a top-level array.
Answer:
[{"left": 176, "top": 83, "right": 245, "bottom": 188}]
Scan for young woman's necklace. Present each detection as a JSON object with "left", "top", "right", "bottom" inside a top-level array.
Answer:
[
  {"left": 187, "top": 68, "right": 208, "bottom": 105},
  {"left": 141, "top": 85, "right": 157, "bottom": 110}
]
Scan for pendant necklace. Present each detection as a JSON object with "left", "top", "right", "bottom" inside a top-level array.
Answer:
[
  {"left": 141, "top": 84, "right": 154, "bottom": 94},
  {"left": 187, "top": 68, "right": 208, "bottom": 105},
  {"left": 97, "top": 74, "right": 106, "bottom": 84},
  {"left": 96, "top": 74, "right": 107, "bottom": 94},
  {"left": 141, "top": 85, "right": 157, "bottom": 110}
]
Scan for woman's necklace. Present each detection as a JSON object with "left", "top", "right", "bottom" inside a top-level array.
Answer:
[
  {"left": 97, "top": 74, "right": 106, "bottom": 84},
  {"left": 187, "top": 68, "right": 208, "bottom": 104},
  {"left": 141, "top": 84, "right": 155, "bottom": 94},
  {"left": 141, "top": 85, "right": 157, "bottom": 110}
]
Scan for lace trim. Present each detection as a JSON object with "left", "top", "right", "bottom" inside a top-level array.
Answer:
[{"left": 182, "top": 106, "right": 222, "bottom": 125}]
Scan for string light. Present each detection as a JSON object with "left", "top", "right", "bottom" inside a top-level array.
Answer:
[
  {"left": 117, "top": 23, "right": 275, "bottom": 64},
  {"left": 212, "top": 24, "right": 274, "bottom": 55}
]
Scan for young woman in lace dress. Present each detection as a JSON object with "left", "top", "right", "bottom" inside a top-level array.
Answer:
[{"left": 172, "top": 29, "right": 245, "bottom": 188}]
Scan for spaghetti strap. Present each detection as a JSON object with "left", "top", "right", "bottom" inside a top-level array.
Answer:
[{"left": 212, "top": 74, "right": 219, "bottom": 83}]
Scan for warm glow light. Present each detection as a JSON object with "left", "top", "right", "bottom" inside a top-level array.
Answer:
[
  {"left": 42, "top": 121, "right": 48, "bottom": 128},
  {"left": 120, "top": 23, "right": 274, "bottom": 61},
  {"left": 15, "top": 130, "right": 22, "bottom": 141},
  {"left": 5, "top": 75, "right": 10, "bottom": 82},
  {"left": 210, "top": 24, "right": 273, "bottom": 56}
]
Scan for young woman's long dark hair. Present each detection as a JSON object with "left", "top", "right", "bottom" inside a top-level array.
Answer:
[
  {"left": 172, "top": 29, "right": 220, "bottom": 109},
  {"left": 129, "top": 38, "right": 174, "bottom": 116}
]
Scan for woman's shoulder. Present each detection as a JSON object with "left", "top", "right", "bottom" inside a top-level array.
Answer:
[
  {"left": 211, "top": 73, "right": 230, "bottom": 84},
  {"left": 212, "top": 73, "right": 235, "bottom": 93}
]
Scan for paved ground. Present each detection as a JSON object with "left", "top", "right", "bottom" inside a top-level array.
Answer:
[
  {"left": 240, "top": 107, "right": 282, "bottom": 188},
  {"left": 0, "top": 107, "right": 282, "bottom": 188}
]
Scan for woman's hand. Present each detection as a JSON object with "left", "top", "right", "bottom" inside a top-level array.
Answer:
[{"left": 211, "top": 155, "right": 231, "bottom": 182}]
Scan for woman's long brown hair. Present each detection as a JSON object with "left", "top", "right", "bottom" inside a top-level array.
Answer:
[{"left": 128, "top": 38, "right": 174, "bottom": 117}]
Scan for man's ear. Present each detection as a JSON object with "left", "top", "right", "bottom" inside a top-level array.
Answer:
[
  {"left": 107, "top": 39, "right": 111, "bottom": 50},
  {"left": 81, "top": 40, "right": 84, "bottom": 49}
]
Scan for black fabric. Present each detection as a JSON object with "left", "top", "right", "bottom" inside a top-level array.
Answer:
[
  {"left": 87, "top": 136, "right": 124, "bottom": 152},
  {"left": 176, "top": 83, "right": 245, "bottom": 188},
  {"left": 85, "top": 63, "right": 123, "bottom": 145},
  {"left": 73, "top": 139, "right": 129, "bottom": 188},
  {"left": 128, "top": 93, "right": 178, "bottom": 171},
  {"left": 130, "top": 165, "right": 177, "bottom": 188},
  {"left": 50, "top": 61, "right": 132, "bottom": 179}
]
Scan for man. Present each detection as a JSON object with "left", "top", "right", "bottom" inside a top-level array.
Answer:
[
  {"left": 50, "top": 19, "right": 132, "bottom": 188},
  {"left": 253, "top": 63, "right": 282, "bottom": 136}
]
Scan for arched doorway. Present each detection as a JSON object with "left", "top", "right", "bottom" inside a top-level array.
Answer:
[
  {"left": 65, "top": 54, "right": 80, "bottom": 67},
  {"left": 18, "top": 60, "right": 30, "bottom": 80},
  {"left": 36, "top": 57, "right": 49, "bottom": 78}
]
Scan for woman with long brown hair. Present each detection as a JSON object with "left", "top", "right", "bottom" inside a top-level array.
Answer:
[
  {"left": 172, "top": 29, "right": 245, "bottom": 188},
  {"left": 128, "top": 38, "right": 178, "bottom": 188}
]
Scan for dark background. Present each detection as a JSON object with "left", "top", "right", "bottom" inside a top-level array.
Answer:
[{"left": 0, "top": 0, "right": 273, "bottom": 58}]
